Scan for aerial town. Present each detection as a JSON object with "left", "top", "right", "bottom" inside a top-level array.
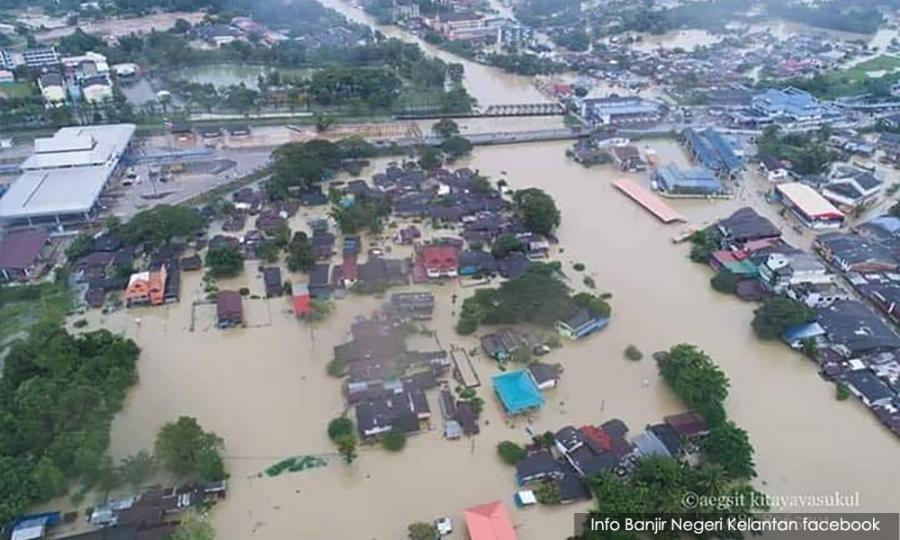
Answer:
[{"left": 0, "top": 0, "right": 899, "bottom": 539}]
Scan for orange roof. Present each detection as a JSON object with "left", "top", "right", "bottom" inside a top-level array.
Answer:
[
  {"left": 463, "top": 501, "right": 517, "bottom": 540},
  {"left": 613, "top": 178, "right": 685, "bottom": 223}
]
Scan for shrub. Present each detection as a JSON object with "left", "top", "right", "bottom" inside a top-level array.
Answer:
[
  {"left": 327, "top": 358, "right": 347, "bottom": 377},
  {"left": 835, "top": 382, "right": 850, "bottom": 401},
  {"left": 624, "top": 345, "right": 643, "bottom": 361},
  {"left": 327, "top": 417, "right": 354, "bottom": 442},
  {"left": 573, "top": 262, "right": 585, "bottom": 271},
  {"left": 497, "top": 441, "right": 526, "bottom": 465},
  {"left": 381, "top": 430, "right": 407, "bottom": 452},
  {"left": 583, "top": 276, "right": 596, "bottom": 288}
]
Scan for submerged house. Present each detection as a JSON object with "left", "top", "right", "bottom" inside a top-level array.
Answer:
[
  {"left": 422, "top": 244, "right": 459, "bottom": 278},
  {"left": 556, "top": 308, "right": 609, "bottom": 340},
  {"left": 261, "top": 266, "right": 283, "bottom": 297},
  {"left": 463, "top": 501, "right": 518, "bottom": 540},
  {"left": 492, "top": 370, "right": 544, "bottom": 415},
  {"left": 216, "top": 290, "right": 243, "bottom": 328},
  {"left": 0, "top": 228, "right": 50, "bottom": 282},
  {"left": 125, "top": 266, "right": 167, "bottom": 307}
]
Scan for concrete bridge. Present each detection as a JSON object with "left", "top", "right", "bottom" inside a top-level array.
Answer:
[{"left": 396, "top": 102, "right": 566, "bottom": 120}]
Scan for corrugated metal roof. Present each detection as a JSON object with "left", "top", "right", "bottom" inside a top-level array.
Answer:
[{"left": 777, "top": 182, "right": 843, "bottom": 219}]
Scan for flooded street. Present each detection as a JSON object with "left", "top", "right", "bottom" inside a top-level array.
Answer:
[
  {"left": 96, "top": 139, "right": 900, "bottom": 540},
  {"left": 314, "top": 0, "right": 547, "bottom": 106}
]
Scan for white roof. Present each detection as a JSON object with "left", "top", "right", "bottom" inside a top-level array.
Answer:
[
  {"left": 0, "top": 164, "right": 114, "bottom": 219},
  {"left": 11, "top": 524, "right": 45, "bottom": 540},
  {"left": 22, "top": 123, "right": 135, "bottom": 170},
  {"left": 777, "top": 182, "right": 843, "bottom": 218}
]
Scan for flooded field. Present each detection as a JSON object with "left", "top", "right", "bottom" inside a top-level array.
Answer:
[
  {"left": 89, "top": 140, "right": 900, "bottom": 540},
  {"left": 166, "top": 64, "right": 316, "bottom": 91}
]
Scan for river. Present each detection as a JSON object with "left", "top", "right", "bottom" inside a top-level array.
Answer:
[
  {"left": 314, "top": 0, "right": 547, "bottom": 106},
  {"left": 93, "top": 138, "right": 900, "bottom": 540}
]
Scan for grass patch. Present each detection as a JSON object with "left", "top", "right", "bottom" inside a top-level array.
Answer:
[
  {"left": 0, "top": 281, "right": 72, "bottom": 346},
  {"left": 0, "top": 82, "right": 36, "bottom": 99}
]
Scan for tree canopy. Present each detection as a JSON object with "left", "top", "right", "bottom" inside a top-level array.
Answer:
[
  {"left": 457, "top": 263, "right": 609, "bottom": 334},
  {"left": 0, "top": 323, "right": 140, "bottom": 524},
  {"left": 514, "top": 188, "right": 560, "bottom": 235},
  {"left": 117, "top": 205, "right": 205, "bottom": 246},
  {"left": 702, "top": 421, "right": 756, "bottom": 479},
  {"left": 657, "top": 344, "right": 729, "bottom": 425},
  {"left": 751, "top": 297, "right": 815, "bottom": 340},
  {"left": 155, "top": 416, "right": 226, "bottom": 482},
  {"left": 205, "top": 245, "right": 245, "bottom": 279}
]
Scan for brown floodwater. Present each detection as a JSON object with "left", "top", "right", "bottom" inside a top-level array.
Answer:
[{"left": 96, "top": 141, "right": 900, "bottom": 540}]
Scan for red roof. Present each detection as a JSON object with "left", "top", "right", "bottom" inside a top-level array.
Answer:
[
  {"left": 342, "top": 252, "right": 358, "bottom": 280},
  {"left": 580, "top": 425, "right": 611, "bottom": 452},
  {"left": 710, "top": 250, "right": 746, "bottom": 265},
  {"left": 293, "top": 292, "right": 311, "bottom": 316},
  {"left": 422, "top": 245, "right": 458, "bottom": 270},
  {"left": 0, "top": 228, "right": 49, "bottom": 270},
  {"left": 463, "top": 501, "right": 517, "bottom": 540}
]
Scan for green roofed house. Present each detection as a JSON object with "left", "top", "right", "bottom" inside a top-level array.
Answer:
[{"left": 492, "top": 370, "right": 544, "bottom": 415}]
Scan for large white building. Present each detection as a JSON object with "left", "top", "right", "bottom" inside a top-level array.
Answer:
[{"left": 0, "top": 124, "right": 135, "bottom": 226}]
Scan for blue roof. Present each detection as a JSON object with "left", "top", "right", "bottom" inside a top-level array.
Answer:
[
  {"left": 703, "top": 128, "right": 743, "bottom": 172},
  {"left": 781, "top": 322, "right": 825, "bottom": 343},
  {"left": 683, "top": 128, "right": 743, "bottom": 173},
  {"left": 492, "top": 370, "right": 544, "bottom": 414},
  {"left": 655, "top": 164, "right": 723, "bottom": 194},
  {"left": 868, "top": 215, "right": 900, "bottom": 234},
  {"left": 753, "top": 87, "right": 829, "bottom": 119}
]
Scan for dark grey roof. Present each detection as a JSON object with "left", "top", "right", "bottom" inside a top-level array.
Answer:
[
  {"left": 600, "top": 418, "right": 629, "bottom": 439},
  {"left": 842, "top": 370, "right": 895, "bottom": 404},
  {"left": 515, "top": 450, "right": 562, "bottom": 482},
  {"left": 717, "top": 207, "right": 781, "bottom": 242},
  {"left": 816, "top": 299, "right": 900, "bottom": 355},
  {"left": 528, "top": 362, "right": 560, "bottom": 385}
]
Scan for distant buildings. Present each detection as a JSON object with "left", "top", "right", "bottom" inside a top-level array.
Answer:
[
  {"left": 731, "top": 87, "right": 841, "bottom": 129},
  {"left": 38, "top": 72, "right": 66, "bottom": 105},
  {"left": 0, "top": 46, "right": 60, "bottom": 70},
  {"left": 497, "top": 23, "right": 534, "bottom": 49},
  {"left": 577, "top": 96, "right": 663, "bottom": 127},
  {"left": 424, "top": 12, "right": 504, "bottom": 41}
]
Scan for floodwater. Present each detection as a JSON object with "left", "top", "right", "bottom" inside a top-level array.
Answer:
[
  {"left": 630, "top": 29, "right": 723, "bottom": 52},
  {"left": 95, "top": 140, "right": 900, "bottom": 540},
  {"left": 165, "top": 64, "right": 313, "bottom": 90},
  {"left": 314, "top": 0, "right": 547, "bottom": 106}
]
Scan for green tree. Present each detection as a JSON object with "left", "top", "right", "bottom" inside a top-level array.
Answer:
[
  {"left": 752, "top": 298, "right": 815, "bottom": 340},
  {"left": 657, "top": 344, "right": 729, "bottom": 425},
  {"left": 327, "top": 417, "right": 354, "bottom": 442},
  {"left": 497, "top": 441, "right": 526, "bottom": 465},
  {"left": 418, "top": 146, "right": 443, "bottom": 170},
  {"left": 491, "top": 234, "right": 525, "bottom": 258},
  {"left": 710, "top": 269, "right": 738, "bottom": 294},
  {"left": 119, "top": 205, "right": 205, "bottom": 246},
  {"left": 66, "top": 234, "right": 94, "bottom": 261},
  {"left": 205, "top": 246, "right": 244, "bottom": 278},
  {"left": 408, "top": 522, "right": 438, "bottom": 540},
  {"left": 702, "top": 421, "right": 756, "bottom": 479},
  {"left": 535, "top": 481, "right": 562, "bottom": 505},
  {"left": 432, "top": 118, "right": 460, "bottom": 138},
  {"left": 381, "top": 430, "right": 407, "bottom": 452},
  {"left": 514, "top": 188, "right": 560, "bottom": 235},
  {"left": 441, "top": 135, "right": 473, "bottom": 159},
  {"left": 286, "top": 232, "right": 315, "bottom": 273},
  {"left": 155, "top": 416, "right": 226, "bottom": 482},
  {"left": 835, "top": 382, "right": 850, "bottom": 401},
  {"left": 170, "top": 511, "right": 215, "bottom": 540},
  {"left": 118, "top": 450, "right": 155, "bottom": 489},
  {"left": 336, "top": 435, "right": 357, "bottom": 464}
]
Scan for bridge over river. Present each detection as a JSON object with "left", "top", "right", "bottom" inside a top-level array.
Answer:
[{"left": 396, "top": 102, "right": 565, "bottom": 120}]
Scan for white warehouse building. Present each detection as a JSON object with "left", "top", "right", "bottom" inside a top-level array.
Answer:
[{"left": 0, "top": 123, "right": 135, "bottom": 226}]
